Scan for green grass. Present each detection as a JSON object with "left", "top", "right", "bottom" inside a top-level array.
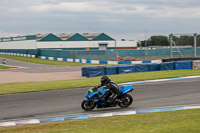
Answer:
[
  {"left": 0, "top": 65, "right": 15, "bottom": 69},
  {"left": 1, "top": 69, "right": 200, "bottom": 95},
  {"left": 0, "top": 55, "right": 95, "bottom": 66},
  {"left": 0, "top": 108, "right": 200, "bottom": 133}
]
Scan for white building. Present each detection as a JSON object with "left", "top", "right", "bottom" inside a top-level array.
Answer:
[{"left": 0, "top": 33, "right": 137, "bottom": 50}]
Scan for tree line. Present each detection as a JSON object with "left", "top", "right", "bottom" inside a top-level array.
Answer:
[{"left": 138, "top": 35, "right": 200, "bottom": 47}]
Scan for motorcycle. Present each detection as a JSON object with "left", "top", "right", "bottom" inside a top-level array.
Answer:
[
  {"left": 81, "top": 85, "right": 134, "bottom": 111},
  {"left": 2, "top": 58, "right": 6, "bottom": 64}
]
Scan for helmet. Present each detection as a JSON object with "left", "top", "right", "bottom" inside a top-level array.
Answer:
[{"left": 101, "top": 75, "right": 110, "bottom": 85}]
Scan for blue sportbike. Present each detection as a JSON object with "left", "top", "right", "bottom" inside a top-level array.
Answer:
[{"left": 81, "top": 85, "right": 134, "bottom": 111}]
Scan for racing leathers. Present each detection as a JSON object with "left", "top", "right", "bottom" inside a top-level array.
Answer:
[{"left": 98, "top": 80, "right": 121, "bottom": 102}]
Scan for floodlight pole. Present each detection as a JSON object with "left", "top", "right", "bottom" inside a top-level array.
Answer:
[
  {"left": 114, "top": 39, "right": 117, "bottom": 50},
  {"left": 145, "top": 29, "right": 148, "bottom": 56},
  {"left": 194, "top": 33, "right": 197, "bottom": 57},
  {"left": 114, "top": 39, "right": 118, "bottom": 61},
  {"left": 169, "top": 34, "right": 173, "bottom": 58}
]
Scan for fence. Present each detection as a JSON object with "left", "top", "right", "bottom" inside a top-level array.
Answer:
[
  {"left": 0, "top": 52, "right": 162, "bottom": 65},
  {"left": 0, "top": 49, "right": 38, "bottom": 55},
  {"left": 0, "top": 48, "right": 200, "bottom": 60}
]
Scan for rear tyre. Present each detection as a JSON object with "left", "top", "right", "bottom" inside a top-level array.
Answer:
[
  {"left": 118, "top": 94, "right": 133, "bottom": 108},
  {"left": 81, "top": 100, "right": 96, "bottom": 111}
]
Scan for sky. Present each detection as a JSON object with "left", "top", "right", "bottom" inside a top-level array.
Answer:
[{"left": 0, "top": 0, "right": 200, "bottom": 41}]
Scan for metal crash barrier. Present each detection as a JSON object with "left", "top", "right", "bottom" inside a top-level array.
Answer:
[{"left": 82, "top": 61, "right": 194, "bottom": 77}]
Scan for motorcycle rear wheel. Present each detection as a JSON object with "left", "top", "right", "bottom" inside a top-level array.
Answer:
[
  {"left": 81, "top": 100, "right": 96, "bottom": 111},
  {"left": 118, "top": 94, "right": 133, "bottom": 108}
]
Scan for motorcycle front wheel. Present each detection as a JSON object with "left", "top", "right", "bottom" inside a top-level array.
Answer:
[
  {"left": 118, "top": 94, "right": 133, "bottom": 108},
  {"left": 81, "top": 100, "right": 96, "bottom": 111}
]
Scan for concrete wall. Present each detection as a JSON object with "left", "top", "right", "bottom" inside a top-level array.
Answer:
[
  {"left": 0, "top": 39, "right": 137, "bottom": 50},
  {"left": 0, "top": 40, "right": 36, "bottom": 49},
  {"left": 37, "top": 41, "right": 116, "bottom": 49},
  {"left": 116, "top": 41, "right": 137, "bottom": 47}
]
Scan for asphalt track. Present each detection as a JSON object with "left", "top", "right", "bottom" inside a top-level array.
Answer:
[
  {"left": 0, "top": 57, "right": 85, "bottom": 83},
  {"left": 0, "top": 77, "right": 200, "bottom": 122},
  {"left": 0, "top": 57, "right": 82, "bottom": 73}
]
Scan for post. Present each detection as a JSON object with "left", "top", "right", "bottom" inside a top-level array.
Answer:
[
  {"left": 145, "top": 29, "right": 148, "bottom": 56},
  {"left": 169, "top": 34, "right": 173, "bottom": 58},
  {"left": 194, "top": 33, "right": 197, "bottom": 58},
  {"left": 139, "top": 40, "right": 142, "bottom": 49},
  {"left": 114, "top": 40, "right": 116, "bottom": 50},
  {"left": 116, "top": 51, "right": 119, "bottom": 61}
]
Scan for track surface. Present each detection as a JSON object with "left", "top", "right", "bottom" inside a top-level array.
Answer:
[
  {"left": 0, "top": 57, "right": 82, "bottom": 73},
  {"left": 0, "top": 58, "right": 85, "bottom": 83},
  {"left": 0, "top": 77, "right": 200, "bottom": 122}
]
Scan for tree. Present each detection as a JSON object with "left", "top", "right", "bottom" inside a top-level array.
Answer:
[
  {"left": 175, "top": 35, "right": 193, "bottom": 46},
  {"left": 139, "top": 34, "right": 200, "bottom": 47},
  {"left": 149, "top": 35, "right": 169, "bottom": 46},
  {"left": 197, "top": 35, "right": 200, "bottom": 47},
  {"left": 138, "top": 40, "right": 151, "bottom": 47}
]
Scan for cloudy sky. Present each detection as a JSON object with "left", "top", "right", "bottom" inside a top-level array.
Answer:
[{"left": 0, "top": 0, "right": 200, "bottom": 40}]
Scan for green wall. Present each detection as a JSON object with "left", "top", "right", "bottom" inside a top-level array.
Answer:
[{"left": 1, "top": 48, "right": 200, "bottom": 60}]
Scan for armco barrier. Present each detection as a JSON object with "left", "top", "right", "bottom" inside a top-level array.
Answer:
[
  {"left": 105, "top": 66, "right": 118, "bottom": 75},
  {"left": 0, "top": 52, "right": 162, "bottom": 65},
  {"left": 86, "top": 66, "right": 106, "bottom": 78},
  {"left": 37, "top": 56, "right": 162, "bottom": 65},
  {"left": 82, "top": 61, "right": 194, "bottom": 77},
  {"left": 175, "top": 61, "right": 192, "bottom": 70},
  {"left": 0, "top": 52, "right": 194, "bottom": 77},
  {"left": 118, "top": 65, "right": 135, "bottom": 74},
  {"left": 149, "top": 64, "right": 161, "bottom": 71},
  {"left": 160, "top": 61, "right": 193, "bottom": 71},
  {"left": 81, "top": 67, "right": 88, "bottom": 76},
  {"left": 160, "top": 62, "right": 175, "bottom": 70},
  {"left": 0, "top": 52, "right": 36, "bottom": 58},
  {"left": 134, "top": 64, "right": 149, "bottom": 72}
]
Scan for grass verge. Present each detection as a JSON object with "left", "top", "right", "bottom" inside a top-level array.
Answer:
[
  {"left": 1, "top": 69, "right": 200, "bottom": 95},
  {"left": 0, "top": 108, "right": 200, "bottom": 133},
  {"left": 0, "top": 55, "right": 94, "bottom": 66},
  {"left": 0, "top": 65, "right": 15, "bottom": 69}
]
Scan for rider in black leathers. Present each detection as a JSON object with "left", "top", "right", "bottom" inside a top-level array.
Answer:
[{"left": 97, "top": 75, "right": 121, "bottom": 102}]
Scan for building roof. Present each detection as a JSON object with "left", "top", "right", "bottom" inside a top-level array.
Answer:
[
  {"left": 92, "top": 33, "right": 115, "bottom": 41},
  {"left": 38, "top": 33, "right": 63, "bottom": 42},
  {"left": 82, "top": 33, "right": 102, "bottom": 40},
  {"left": 56, "top": 33, "right": 76, "bottom": 40},
  {"left": 82, "top": 33, "right": 115, "bottom": 41},
  {"left": 66, "top": 33, "right": 89, "bottom": 41},
  {"left": 36, "top": 33, "right": 51, "bottom": 41},
  {"left": 1, "top": 33, "right": 115, "bottom": 42}
]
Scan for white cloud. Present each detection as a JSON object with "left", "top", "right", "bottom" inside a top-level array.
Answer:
[
  {"left": 0, "top": 30, "right": 23, "bottom": 37},
  {"left": 0, "top": 0, "right": 200, "bottom": 40},
  {"left": 24, "top": 1, "right": 200, "bottom": 18},
  {"left": 30, "top": 2, "right": 92, "bottom": 12},
  {"left": 156, "top": 7, "right": 200, "bottom": 18}
]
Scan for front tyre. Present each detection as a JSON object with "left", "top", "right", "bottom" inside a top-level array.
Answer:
[
  {"left": 118, "top": 94, "right": 133, "bottom": 108},
  {"left": 81, "top": 100, "right": 96, "bottom": 111}
]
